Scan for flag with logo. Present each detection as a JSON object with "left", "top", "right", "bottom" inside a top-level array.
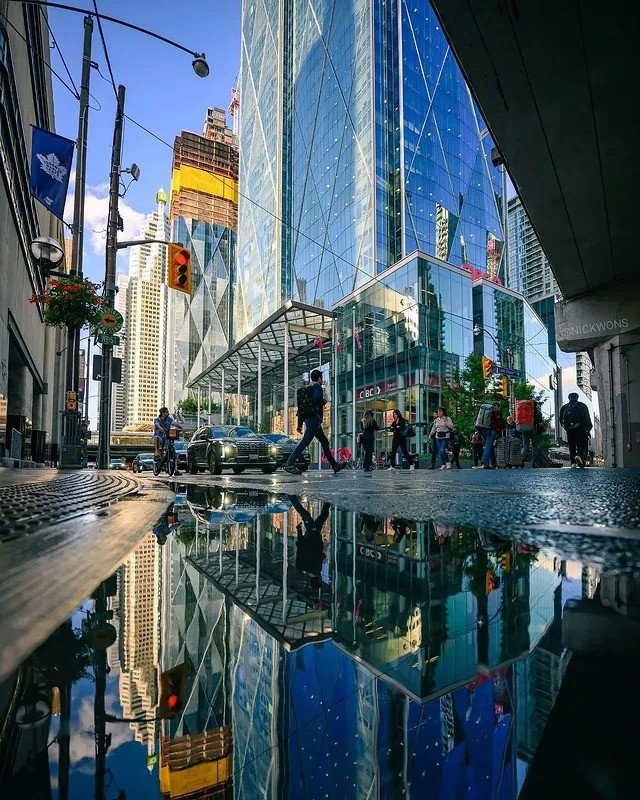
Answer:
[{"left": 29, "top": 126, "right": 74, "bottom": 220}]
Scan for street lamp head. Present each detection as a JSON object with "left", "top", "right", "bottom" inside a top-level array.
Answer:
[
  {"left": 473, "top": 323, "right": 482, "bottom": 336},
  {"left": 30, "top": 235, "right": 64, "bottom": 266},
  {"left": 192, "top": 53, "right": 210, "bottom": 78}
]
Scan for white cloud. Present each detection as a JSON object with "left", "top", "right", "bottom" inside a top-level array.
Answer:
[{"left": 64, "top": 182, "right": 146, "bottom": 257}]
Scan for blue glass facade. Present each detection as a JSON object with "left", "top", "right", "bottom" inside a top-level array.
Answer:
[
  {"left": 169, "top": 218, "right": 235, "bottom": 400},
  {"left": 237, "top": 0, "right": 506, "bottom": 334}
]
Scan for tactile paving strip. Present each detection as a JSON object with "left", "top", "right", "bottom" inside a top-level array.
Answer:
[{"left": 0, "top": 472, "right": 140, "bottom": 539}]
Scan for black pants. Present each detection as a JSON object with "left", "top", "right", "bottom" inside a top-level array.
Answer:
[
  {"left": 451, "top": 445, "right": 461, "bottom": 469},
  {"left": 286, "top": 418, "right": 337, "bottom": 468},
  {"left": 430, "top": 438, "right": 438, "bottom": 467},
  {"left": 472, "top": 444, "right": 483, "bottom": 466},
  {"left": 567, "top": 428, "right": 589, "bottom": 464},
  {"left": 391, "top": 433, "right": 413, "bottom": 467},
  {"left": 361, "top": 434, "right": 375, "bottom": 469}
]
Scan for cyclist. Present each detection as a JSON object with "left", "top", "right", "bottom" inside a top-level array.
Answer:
[{"left": 154, "top": 407, "right": 183, "bottom": 470}]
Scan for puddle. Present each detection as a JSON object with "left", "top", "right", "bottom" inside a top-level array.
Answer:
[{"left": 1, "top": 481, "right": 639, "bottom": 798}]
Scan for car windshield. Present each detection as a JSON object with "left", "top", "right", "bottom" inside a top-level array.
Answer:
[
  {"left": 232, "top": 427, "right": 259, "bottom": 438},
  {"left": 137, "top": 454, "right": 153, "bottom": 460},
  {"left": 210, "top": 427, "right": 229, "bottom": 438}
]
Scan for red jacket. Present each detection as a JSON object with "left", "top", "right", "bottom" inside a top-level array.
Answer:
[{"left": 491, "top": 411, "right": 505, "bottom": 434}]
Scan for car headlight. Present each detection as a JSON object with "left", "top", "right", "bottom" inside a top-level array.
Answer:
[{"left": 269, "top": 446, "right": 277, "bottom": 456}]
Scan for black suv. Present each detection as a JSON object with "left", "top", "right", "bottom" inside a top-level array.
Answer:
[
  {"left": 261, "top": 433, "right": 310, "bottom": 471},
  {"left": 186, "top": 425, "right": 278, "bottom": 475}
]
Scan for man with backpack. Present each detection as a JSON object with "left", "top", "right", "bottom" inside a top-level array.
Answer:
[
  {"left": 477, "top": 401, "right": 504, "bottom": 469},
  {"left": 560, "top": 392, "right": 593, "bottom": 468},
  {"left": 284, "top": 370, "right": 346, "bottom": 475}
]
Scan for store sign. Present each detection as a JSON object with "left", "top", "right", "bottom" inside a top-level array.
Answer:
[{"left": 356, "top": 377, "right": 399, "bottom": 400}]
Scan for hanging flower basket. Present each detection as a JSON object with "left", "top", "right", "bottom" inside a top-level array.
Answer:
[{"left": 29, "top": 276, "right": 106, "bottom": 328}]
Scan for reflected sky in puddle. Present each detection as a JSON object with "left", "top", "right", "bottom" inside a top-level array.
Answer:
[{"left": 2, "top": 481, "right": 639, "bottom": 799}]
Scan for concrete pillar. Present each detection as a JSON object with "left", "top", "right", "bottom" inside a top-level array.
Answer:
[
  {"left": 556, "top": 284, "right": 640, "bottom": 468},
  {"left": 7, "top": 362, "right": 33, "bottom": 460}
]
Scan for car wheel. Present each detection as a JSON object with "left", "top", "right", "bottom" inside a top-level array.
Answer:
[
  {"left": 261, "top": 466, "right": 278, "bottom": 474},
  {"left": 297, "top": 463, "right": 309, "bottom": 472},
  {"left": 208, "top": 452, "right": 222, "bottom": 475},
  {"left": 232, "top": 466, "right": 245, "bottom": 474},
  {"left": 187, "top": 453, "right": 198, "bottom": 475}
]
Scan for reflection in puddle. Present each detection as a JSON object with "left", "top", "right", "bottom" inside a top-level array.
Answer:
[{"left": 1, "top": 482, "right": 639, "bottom": 799}]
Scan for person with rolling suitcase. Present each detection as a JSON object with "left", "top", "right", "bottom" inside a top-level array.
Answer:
[
  {"left": 517, "top": 399, "right": 544, "bottom": 467},
  {"left": 495, "top": 431, "right": 523, "bottom": 468}
]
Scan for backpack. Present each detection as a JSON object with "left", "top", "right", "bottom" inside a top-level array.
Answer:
[
  {"left": 562, "top": 403, "right": 581, "bottom": 430},
  {"left": 515, "top": 399, "right": 535, "bottom": 432},
  {"left": 297, "top": 385, "right": 318, "bottom": 420},
  {"left": 475, "top": 403, "right": 494, "bottom": 429}
]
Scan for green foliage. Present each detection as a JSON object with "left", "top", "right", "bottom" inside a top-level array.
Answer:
[{"left": 177, "top": 396, "right": 198, "bottom": 415}]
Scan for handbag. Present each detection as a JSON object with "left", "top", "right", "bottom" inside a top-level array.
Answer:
[{"left": 436, "top": 430, "right": 447, "bottom": 439}]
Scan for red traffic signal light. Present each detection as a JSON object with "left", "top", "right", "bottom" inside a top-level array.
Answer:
[
  {"left": 159, "top": 663, "right": 186, "bottom": 719},
  {"left": 167, "top": 243, "right": 192, "bottom": 295}
]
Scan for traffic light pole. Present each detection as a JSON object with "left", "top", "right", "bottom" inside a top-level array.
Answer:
[
  {"left": 97, "top": 85, "right": 125, "bottom": 470},
  {"left": 60, "top": 15, "right": 93, "bottom": 469}
]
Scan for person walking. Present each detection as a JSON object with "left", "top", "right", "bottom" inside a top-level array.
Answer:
[
  {"left": 560, "top": 392, "right": 593, "bottom": 468},
  {"left": 359, "top": 410, "right": 380, "bottom": 472},
  {"left": 450, "top": 428, "right": 464, "bottom": 469},
  {"left": 285, "top": 370, "right": 346, "bottom": 475},
  {"left": 506, "top": 415, "right": 520, "bottom": 439},
  {"left": 387, "top": 409, "right": 416, "bottom": 470},
  {"left": 520, "top": 400, "right": 544, "bottom": 467},
  {"left": 471, "top": 428, "right": 484, "bottom": 468},
  {"left": 429, "top": 406, "right": 454, "bottom": 470},
  {"left": 481, "top": 401, "right": 505, "bottom": 469}
]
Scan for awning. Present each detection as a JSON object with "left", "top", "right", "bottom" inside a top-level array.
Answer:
[{"left": 187, "top": 300, "right": 335, "bottom": 392}]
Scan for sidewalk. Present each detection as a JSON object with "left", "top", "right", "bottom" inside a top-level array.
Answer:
[{"left": 0, "top": 468, "right": 173, "bottom": 681}]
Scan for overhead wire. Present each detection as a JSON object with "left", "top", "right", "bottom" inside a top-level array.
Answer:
[
  {"left": 39, "top": 3, "right": 79, "bottom": 96},
  {"left": 91, "top": 0, "right": 117, "bottom": 100}
]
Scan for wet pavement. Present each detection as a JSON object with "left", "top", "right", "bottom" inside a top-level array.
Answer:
[{"left": 1, "top": 478, "right": 639, "bottom": 799}]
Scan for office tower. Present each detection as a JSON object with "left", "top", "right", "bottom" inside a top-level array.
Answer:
[
  {"left": 166, "top": 107, "right": 238, "bottom": 407},
  {"left": 236, "top": 0, "right": 506, "bottom": 336},
  {"left": 507, "top": 195, "right": 593, "bottom": 399},
  {"left": 111, "top": 272, "right": 129, "bottom": 432},
  {"left": 121, "top": 189, "right": 170, "bottom": 427}
]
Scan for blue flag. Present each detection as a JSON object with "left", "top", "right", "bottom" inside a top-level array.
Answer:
[{"left": 29, "top": 126, "right": 75, "bottom": 220}]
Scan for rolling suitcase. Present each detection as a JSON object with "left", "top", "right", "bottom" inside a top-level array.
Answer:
[{"left": 495, "top": 436, "right": 523, "bottom": 468}]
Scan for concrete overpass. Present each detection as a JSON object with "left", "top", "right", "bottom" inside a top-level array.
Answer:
[{"left": 431, "top": 0, "right": 640, "bottom": 466}]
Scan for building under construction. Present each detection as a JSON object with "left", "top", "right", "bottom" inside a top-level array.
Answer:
[{"left": 165, "top": 101, "right": 239, "bottom": 408}]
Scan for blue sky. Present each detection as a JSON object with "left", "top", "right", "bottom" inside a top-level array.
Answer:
[
  {"left": 49, "top": 0, "right": 241, "bottom": 284},
  {"left": 47, "top": 1, "right": 240, "bottom": 426}
]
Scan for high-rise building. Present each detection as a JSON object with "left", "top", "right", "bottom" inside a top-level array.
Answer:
[
  {"left": 111, "top": 272, "right": 129, "bottom": 432},
  {"left": 166, "top": 107, "right": 238, "bottom": 407},
  {"left": 121, "top": 189, "right": 170, "bottom": 427},
  {"left": 507, "top": 195, "right": 593, "bottom": 400},
  {"left": 236, "top": 0, "right": 506, "bottom": 336}
]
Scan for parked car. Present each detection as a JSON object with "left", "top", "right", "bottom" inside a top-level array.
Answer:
[
  {"left": 109, "top": 458, "right": 125, "bottom": 470},
  {"left": 132, "top": 452, "right": 154, "bottom": 473},
  {"left": 172, "top": 441, "right": 189, "bottom": 472},
  {"left": 186, "top": 425, "right": 278, "bottom": 475},
  {"left": 261, "top": 433, "right": 310, "bottom": 471}
]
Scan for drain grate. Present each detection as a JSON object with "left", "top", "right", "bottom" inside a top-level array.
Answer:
[{"left": 0, "top": 472, "right": 140, "bottom": 539}]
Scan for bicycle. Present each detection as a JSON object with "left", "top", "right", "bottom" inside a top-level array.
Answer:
[{"left": 153, "top": 429, "right": 179, "bottom": 477}]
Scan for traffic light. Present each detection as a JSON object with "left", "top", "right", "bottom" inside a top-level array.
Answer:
[
  {"left": 485, "top": 569, "right": 500, "bottom": 595},
  {"left": 500, "top": 550, "right": 512, "bottom": 574},
  {"left": 159, "top": 663, "right": 186, "bottom": 719},
  {"left": 500, "top": 375, "right": 508, "bottom": 397},
  {"left": 167, "top": 243, "right": 192, "bottom": 295},
  {"left": 482, "top": 356, "right": 494, "bottom": 381}
]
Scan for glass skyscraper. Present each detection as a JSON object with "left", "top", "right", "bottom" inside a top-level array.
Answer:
[{"left": 237, "top": 0, "right": 506, "bottom": 336}]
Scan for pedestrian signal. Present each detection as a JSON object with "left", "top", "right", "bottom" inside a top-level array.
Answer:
[
  {"left": 167, "top": 243, "right": 191, "bottom": 295},
  {"left": 500, "top": 376, "right": 508, "bottom": 397},
  {"left": 159, "top": 663, "right": 186, "bottom": 719},
  {"left": 482, "top": 356, "right": 494, "bottom": 381}
]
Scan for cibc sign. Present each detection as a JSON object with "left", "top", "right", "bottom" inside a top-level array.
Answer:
[{"left": 356, "top": 378, "right": 397, "bottom": 400}]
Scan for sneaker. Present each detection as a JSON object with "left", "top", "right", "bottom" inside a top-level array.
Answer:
[
  {"left": 445, "top": 462, "right": 452, "bottom": 470},
  {"left": 482, "top": 464, "right": 494, "bottom": 470},
  {"left": 440, "top": 464, "right": 447, "bottom": 470},
  {"left": 387, "top": 466, "right": 396, "bottom": 471},
  {"left": 332, "top": 463, "right": 347, "bottom": 475},
  {"left": 570, "top": 463, "right": 578, "bottom": 469},
  {"left": 574, "top": 456, "right": 584, "bottom": 469},
  {"left": 284, "top": 465, "right": 301, "bottom": 475}
]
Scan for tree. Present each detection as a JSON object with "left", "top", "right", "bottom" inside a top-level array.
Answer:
[{"left": 176, "top": 396, "right": 198, "bottom": 416}]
